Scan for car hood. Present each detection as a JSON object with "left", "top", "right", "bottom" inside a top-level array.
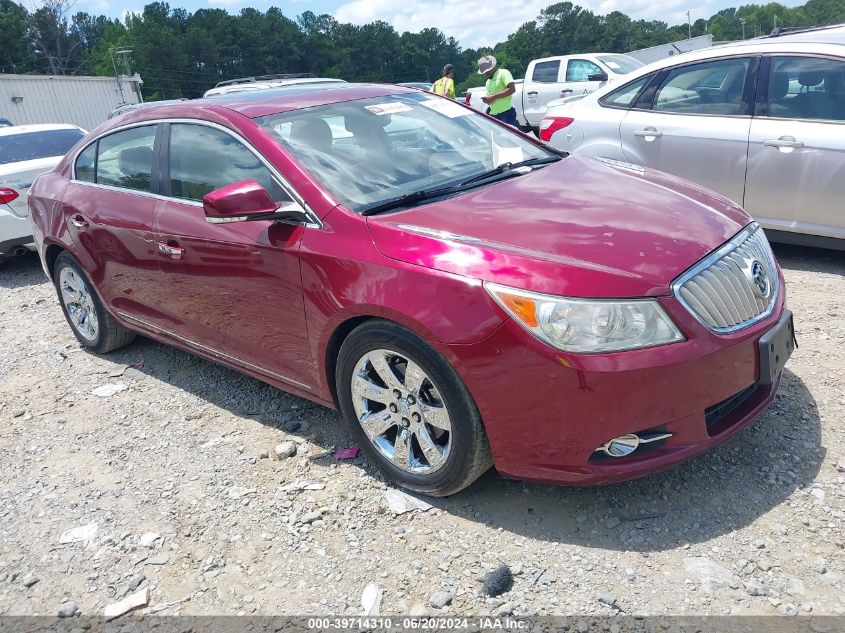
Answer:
[{"left": 367, "top": 155, "right": 750, "bottom": 298}]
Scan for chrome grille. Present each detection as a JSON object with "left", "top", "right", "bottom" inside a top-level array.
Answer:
[{"left": 673, "top": 224, "right": 779, "bottom": 333}]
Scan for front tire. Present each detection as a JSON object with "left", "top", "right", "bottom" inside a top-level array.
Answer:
[
  {"left": 53, "top": 252, "right": 136, "bottom": 353},
  {"left": 336, "top": 320, "right": 492, "bottom": 496}
]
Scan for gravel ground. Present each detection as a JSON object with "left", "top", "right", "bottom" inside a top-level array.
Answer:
[{"left": 0, "top": 245, "right": 843, "bottom": 620}]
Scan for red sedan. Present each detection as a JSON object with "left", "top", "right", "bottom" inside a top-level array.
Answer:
[{"left": 28, "top": 84, "right": 795, "bottom": 496}]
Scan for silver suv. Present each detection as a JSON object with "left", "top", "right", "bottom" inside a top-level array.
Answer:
[{"left": 542, "top": 25, "right": 845, "bottom": 249}]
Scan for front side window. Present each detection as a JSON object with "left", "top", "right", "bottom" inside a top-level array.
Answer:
[
  {"left": 0, "top": 128, "right": 84, "bottom": 166},
  {"left": 566, "top": 59, "right": 603, "bottom": 82},
  {"left": 256, "top": 92, "right": 555, "bottom": 212},
  {"left": 764, "top": 56, "right": 845, "bottom": 122},
  {"left": 168, "top": 124, "right": 290, "bottom": 202},
  {"left": 96, "top": 126, "right": 157, "bottom": 192},
  {"left": 532, "top": 61, "right": 561, "bottom": 83},
  {"left": 653, "top": 58, "right": 750, "bottom": 115},
  {"left": 74, "top": 144, "right": 97, "bottom": 182},
  {"left": 600, "top": 74, "right": 654, "bottom": 108}
]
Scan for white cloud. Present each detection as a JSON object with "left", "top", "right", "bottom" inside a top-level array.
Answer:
[{"left": 334, "top": 0, "right": 549, "bottom": 49}]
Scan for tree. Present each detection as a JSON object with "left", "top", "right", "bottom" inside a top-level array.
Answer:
[{"left": 0, "top": 0, "right": 36, "bottom": 73}]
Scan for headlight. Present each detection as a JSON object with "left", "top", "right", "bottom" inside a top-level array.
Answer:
[{"left": 485, "top": 282, "right": 684, "bottom": 353}]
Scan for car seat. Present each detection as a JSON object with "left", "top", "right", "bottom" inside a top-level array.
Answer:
[
  {"left": 289, "top": 118, "right": 333, "bottom": 153},
  {"left": 117, "top": 146, "right": 153, "bottom": 190}
]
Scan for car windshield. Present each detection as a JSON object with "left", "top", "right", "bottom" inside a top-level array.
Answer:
[
  {"left": 256, "top": 92, "right": 555, "bottom": 212},
  {"left": 596, "top": 55, "right": 645, "bottom": 75},
  {"left": 0, "top": 128, "right": 84, "bottom": 165}
]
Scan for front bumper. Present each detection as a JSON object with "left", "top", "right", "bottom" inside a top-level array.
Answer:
[
  {"left": 448, "top": 294, "right": 789, "bottom": 486},
  {"left": 0, "top": 205, "right": 34, "bottom": 257}
]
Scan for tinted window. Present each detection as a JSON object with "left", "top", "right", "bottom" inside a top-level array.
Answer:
[
  {"left": 532, "top": 61, "right": 561, "bottom": 83},
  {"left": 0, "top": 128, "right": 84, "bottom": 165},
  {"left": 600, "top": 75, "right": 653, "bottom": 108},
  {"left": 75, "top": 143, "right": 97, "bottom": 182},
  {"left": 765, "top": 56, "right": 845, "bottom": 122},
  {"left": 566, "top": 59, "right": 603, "bottom": 82},
  {"left": 653, "top": 58, "right": 750, "bottom": 115},
  {"left": 96, "top": 126, "right": 157, "bottom": 192},
  {"left": 169, "top": 124, "right": 289, "bottom": 202}
]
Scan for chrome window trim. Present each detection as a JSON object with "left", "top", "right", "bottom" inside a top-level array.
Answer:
[
  {"left": 115, "top": 310, "right": 312, "bottom": 391},
  {"left": 671, "top": 222, "right": 780, "bottom": 334},
  {"left": 70, "top": 117, "right": 323, "bottom": 229}
]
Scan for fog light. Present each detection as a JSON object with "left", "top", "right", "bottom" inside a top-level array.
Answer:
[{"left": 595, "top": 432, "right": 672, "bottom": 458}]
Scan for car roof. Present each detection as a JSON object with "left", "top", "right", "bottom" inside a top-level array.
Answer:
[
  {"left": 110, "top": 83, "right": 415, "bottom": 126},
  {"left": 203, "top": 77, "right": 346, "bottom": 97},
  {"left": 531, "top": 52, "right": 630, "bottom": 64},
  {"left": 0, "top": 123, "right": 83, "bottom": 137}
]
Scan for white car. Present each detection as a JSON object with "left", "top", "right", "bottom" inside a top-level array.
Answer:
[
  {"left": 0, "top": 124, "right": 86, "bottom": 262},
  {"left": 203, "top": 74, "right": 346, "bottom": 98},
  {"left": 540, "top": 29, "right": 845, "bottom": 248}
]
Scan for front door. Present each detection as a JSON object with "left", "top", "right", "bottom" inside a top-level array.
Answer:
[
  {"left": 153, "top": 122, "right": 315, "bottom": 389},
  {"left": 619, "top": 56, "right": 755, "bottom": 206},
  {"left": 745, "top": 55, "right": 845, "bottom": 240}
]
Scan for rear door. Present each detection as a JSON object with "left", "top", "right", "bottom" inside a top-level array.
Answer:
[
  {"left": 524, "top": 59, "right": 564, "bottom": 127},
  {"left": 619, "top": 56, "right": 757, "bottom": 206},
  {"left": 745, "top": 54, "right": 845, "bottom": 240},
  {"left": 63, "top": 124, "right": 162, "bottom": 317},
  {"left": 152, "top": 121, "right": 315, "bottom": 389}
]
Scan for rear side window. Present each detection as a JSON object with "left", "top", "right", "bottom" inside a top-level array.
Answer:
[
  {"left": 75, "top": 144, "right": 97, "bottom": 182},
  {"left": 566, "top": 59, "right": 603, "bottom": 82},
  {"left": 653, "top": 58, "right": 750, "bottom": 115},
  {"left": 96, "top": 126, "right": 157, "bottom": 192},
  {"left": 600, "top": 75, "right": 654, "bottom": 108},
  {"left": 764, "top": 56, "right": 845, "bottom": 122},
  {"left": 168, "top": 124, "right": 290, "bottom": 202},
  {"left": 532, "top": 61, "right": 561, "bottom": 83},
  {"left": 0, "top": 128, "right": 84, "bottom": 166}
]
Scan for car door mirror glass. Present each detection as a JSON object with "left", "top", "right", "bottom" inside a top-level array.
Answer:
[{"left": 203, "top": 180, "right": 307, "bottom": 224}]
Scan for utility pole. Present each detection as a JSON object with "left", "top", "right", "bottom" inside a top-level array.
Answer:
[
  {"left": 774, "top": 15, "right": 779, "bottom": 30},
  {"left": 110, "top": 46, "right": 126, "bottom": 105},
  {"left": 686, "top": 10, "right": 692, "bottom": 39},
  {"left": 740, "top": 18, "right": 746, "bottom": 40}
]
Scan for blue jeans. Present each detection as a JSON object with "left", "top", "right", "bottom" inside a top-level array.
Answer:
[{"left": 492, "top": 107, "right": 518, "bottom": 126}]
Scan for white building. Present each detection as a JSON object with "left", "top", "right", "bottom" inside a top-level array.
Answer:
[
  {"left": 0, "top": 74, "right": 143, "bottom": 131},
  {"left": 627, "top": 35, "right": 715, "bottom": 65}
]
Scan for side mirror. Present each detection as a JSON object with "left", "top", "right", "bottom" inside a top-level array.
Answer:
[
  {"left": 588, "top": 72, "right": 609, "bottom": 82},
  {"left": 203, "top": 180, "right": 309, "bottom": 225}
]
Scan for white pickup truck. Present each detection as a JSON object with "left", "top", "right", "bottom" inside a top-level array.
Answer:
[{"left": 464, "top": 53, "right": 643, "bottom": 132}]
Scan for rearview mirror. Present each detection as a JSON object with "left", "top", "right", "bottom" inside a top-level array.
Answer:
[
  {"left": 588, "top": 72, "right": 609, "bottom": 82},
  {"left": 203, "top": 180, "right": 308, "bottom": 225}
]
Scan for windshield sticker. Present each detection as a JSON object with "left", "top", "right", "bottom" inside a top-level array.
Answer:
[
  {"left": 419, "top": 99, "right": 472, "bottom": 118},
  {"left": 365, "top": 102, "right": 414, "bottom": 116},
  {"left": 604, "top": 61, "right": 621, "bottom": 70}
]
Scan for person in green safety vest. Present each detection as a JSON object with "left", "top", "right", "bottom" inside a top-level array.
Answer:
[
  {"left": 432, "top": 64, "right": 456, "bottom": 99},
  {"left": 478, "top": 55, "right": 517, "bottom": 126}
]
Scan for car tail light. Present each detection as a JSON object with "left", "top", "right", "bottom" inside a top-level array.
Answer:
[
  {"left": 539, "top": 117, "right": 574, "bottom": 142},
  {"left": 0, "top": 187, "right": 19, "bottom": 205},
  {"left": 464, "top": 92, "right": 470, "bottom": 105}
]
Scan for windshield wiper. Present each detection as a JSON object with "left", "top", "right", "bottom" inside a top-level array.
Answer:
[
  {"left": 459, "top": 155, "right": 562, "bottom": 187},
  {"left": 360, "top": 184, "right": 461, "bottom": 216}
]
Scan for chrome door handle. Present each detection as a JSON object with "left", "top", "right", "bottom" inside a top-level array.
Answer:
[
  {"left": 157, "top": 242, "right": 185, "bottom": 259},
  {"left": 763, "top": 137, "right": 804, "bottom": 150},
  {"left": 69, "top": 215, "right": 88, "bottom": 229},
  {"left": 633, "top": 129, "right": 663, "bottom": 139}
]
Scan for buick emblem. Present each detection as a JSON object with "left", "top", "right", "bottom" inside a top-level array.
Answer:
[{"left": 747, "top": 260, "right": 771, "bottom": 299}]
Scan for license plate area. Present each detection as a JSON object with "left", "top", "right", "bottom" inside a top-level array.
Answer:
[{"left": 757, "top": 309, "right": 795, "bottom": 385}]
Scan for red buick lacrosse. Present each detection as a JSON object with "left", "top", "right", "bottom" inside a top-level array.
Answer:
[{"left": 28, "top": 83, "right": 794, "bottom": 495}]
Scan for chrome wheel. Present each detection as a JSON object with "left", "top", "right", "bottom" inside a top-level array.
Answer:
[
  {"left": 351, "top": 349, "right": 452, "bottom": 475},
  {"left": 59, "top": 268, "right": 99, "bottom": 343}
]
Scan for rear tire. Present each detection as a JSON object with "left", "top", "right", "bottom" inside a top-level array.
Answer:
[
  {"left": 336, "top": 320, "right": 492, "bottom": 496},
  {"left": 53, "top": 252, "right": 136, "bottom": 353}
]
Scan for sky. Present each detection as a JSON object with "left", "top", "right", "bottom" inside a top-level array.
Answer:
[{"left": 63, "top": 0, "right": 805, "bottom": 49}]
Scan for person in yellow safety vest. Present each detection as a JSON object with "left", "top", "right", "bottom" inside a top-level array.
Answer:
[{"left": 432, "top": 64, "right": 456, "bottom": 99}]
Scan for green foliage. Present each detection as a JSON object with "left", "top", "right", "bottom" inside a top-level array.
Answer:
[{"left": 2, "top": 0, "right": 844, "bottom": 98}]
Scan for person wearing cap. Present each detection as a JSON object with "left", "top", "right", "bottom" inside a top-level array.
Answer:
[
  {"left": 432, "top": 64, "right": 456, "bottom": 99},
  {"left": 478, "top": 55, "right": 517, "bottom": 125}
]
